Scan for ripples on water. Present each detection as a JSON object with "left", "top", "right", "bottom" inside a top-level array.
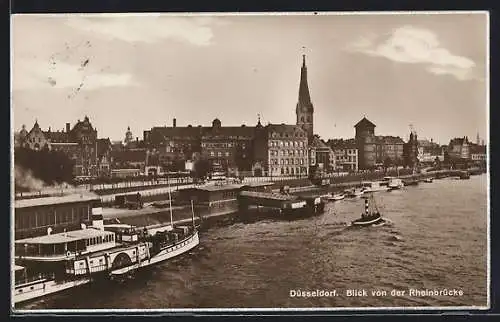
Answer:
[{"left": 23, "top": 175, "right": 488, "bottom": 310}]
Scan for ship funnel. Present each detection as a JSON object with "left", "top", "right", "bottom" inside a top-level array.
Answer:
[{"left": 91, "top": 206, "right": 104, "bottom": 230}]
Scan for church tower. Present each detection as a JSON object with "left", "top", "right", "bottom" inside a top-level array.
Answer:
[{"left": 296, "top": 54, "right": 314, "bottom": 139}]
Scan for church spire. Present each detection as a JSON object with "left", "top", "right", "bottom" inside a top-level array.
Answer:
[
  {"left": 298, "top": 54, "right": 312, "bottom": 108},
  {"left": 295, "top": 52, "right": 314, "bottom": 140}
]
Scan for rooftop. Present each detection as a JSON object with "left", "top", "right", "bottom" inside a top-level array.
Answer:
[
  {"left": 354, "top": 117, "right": 376, "bottom": 129},
  {"left": 194, "top": 183, "right": 245, "bottom": 192},
  {"left": 239, "top": 191, "right": 298, "bottom": 201},
  {"left": 15, "top": 228, "right": 113, "bottom": 245},
  {"left": 15, "top": 192, "right": 100, "bottom": 209}
]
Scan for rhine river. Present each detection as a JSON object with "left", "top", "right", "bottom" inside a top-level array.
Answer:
[{"left": 23, "top": 174, "right": 488, "bottom": 310}]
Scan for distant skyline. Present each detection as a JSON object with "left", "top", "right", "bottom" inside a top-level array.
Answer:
[{"left": 12, "top": 12, "right": 488, "bottom": 145}]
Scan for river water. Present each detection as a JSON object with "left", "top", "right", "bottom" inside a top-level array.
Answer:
[{"left": 22, "top": 174, "right": 488, "bottom": 310}]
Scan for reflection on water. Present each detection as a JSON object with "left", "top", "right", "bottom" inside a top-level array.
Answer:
[{"left": 21, "top": 175, "right": 488, "bottom": 309}]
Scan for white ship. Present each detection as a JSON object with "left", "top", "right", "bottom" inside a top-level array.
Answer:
[{"left": 13, "top": 199, "right": 199, "bottom": 305}]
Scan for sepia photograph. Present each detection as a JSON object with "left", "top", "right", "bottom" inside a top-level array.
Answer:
[{"left": 11, "top": 11, "right": 489, "bottom": 312}]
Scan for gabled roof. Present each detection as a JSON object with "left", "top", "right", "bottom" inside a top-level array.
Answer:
[
  {"left": 449, "top": 137, "right": 469, "bottom": 146},
  {"left": 354, "top": 117, "right": 376, "bottom": 129},
  {"left": 375, "top": 135, "right": 404, "bottom": 145},
  {"left": 310, "top": 135, "right": 329, "bottom": 149},
  {"left": 327, "top": 138, "right": 357, "bottom": 149},
  {"left": 202, "top": 126, "right": 256, "bottom": 139},
  {"left": 45, "top": 131, "right": 71, "bottom": 143},
  {"left": 266, "top": 124, "right": 307, "bottom": 137},
  {"left": 469, "top": 144, "right": 486, "bottom": 154}
]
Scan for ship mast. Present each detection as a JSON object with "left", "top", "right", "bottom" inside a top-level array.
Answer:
[
  {"left": 167, "top": 178, "right": 173, "bottom": 227},
  {"left": 190, "top": 199, "right": 196, "bottom": 230}
]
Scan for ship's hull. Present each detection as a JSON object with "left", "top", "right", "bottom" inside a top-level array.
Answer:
[
  {"left": 351, "top": 215, "right": 385, "bottom": 227},
  {"left": 13, "top": 277, "right": 91, "bottom": 305},
  {"left": 328, "top": 195, "right": 345, "bottom": 201},
  {"left": 14, "top": 231, "right": 200, "bottom": 306},
  {"left": 282, "top": 203, "right": 325, "bottom": 219},
  {"left": 140, "top": 231, "right": 200, "bottom": 268}
]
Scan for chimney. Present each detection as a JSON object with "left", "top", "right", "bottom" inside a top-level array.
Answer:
[
  {"left": 136, "top": 137, "right": 139, "bottom": 142},
  {"left": 66, "top": 123, "right": 70, "bottom": 133},
  {"left": 173, "top": 118, "right": 177, "bottom": 128}
]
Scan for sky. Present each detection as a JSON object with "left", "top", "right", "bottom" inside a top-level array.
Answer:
[{"left": 11, "top": 12, "right": 488, "bottom": 145}]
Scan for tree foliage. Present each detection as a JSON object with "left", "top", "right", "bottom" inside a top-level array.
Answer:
[
  {"left": 192, "top": 158, "right": 211, "bottom": 179},
  {"left": 14, "top": 147, "right": 75, "bottom": 186}
]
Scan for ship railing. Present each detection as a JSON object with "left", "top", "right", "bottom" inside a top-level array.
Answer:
[{"left": 15, "top": 273, "right": 55, "bottom": 286}]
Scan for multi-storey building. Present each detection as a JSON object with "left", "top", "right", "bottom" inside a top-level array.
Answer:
[
  {"left": 469, "top": 143, "right": 486, "bottom": 163},
  {"left": 417, "top": 139, "right": 444, "bottom": 164},
  {"left": 448, "top": 137, "right": 470, "bottom": 160},
  {"left": 327, "top": 139, "right": 358, "bottom": 172},
  {"left": 254, "top": 123, "right": 309, "bottom": 177},
  {"left": 144, "top": 118, "right": 260, "bottom": 175},
  {"left": 16, "top": 116, "right": 111, "bottom": 177},
  {"left": 201, "top": 118, "right": 256, "bottom": 176},
  {"left": 309, "top": 135, "right": 335, "bottom": 173},
  {"left": 375, "top": 135, "right": 405, "bottom": 165}
]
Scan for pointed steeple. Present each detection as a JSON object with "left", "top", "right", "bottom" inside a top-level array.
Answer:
[{"left": 297, "top": 54, "right": 313, "bottom": 109}]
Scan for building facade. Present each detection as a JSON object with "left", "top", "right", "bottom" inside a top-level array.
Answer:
[
  {"left": 469, "top": 143, "right": 486, "bottom": 163},
  {"left": 14, "top": 193, "right": 100, "bottom": 240},
  {"left": 253, "top": 124, "right": 309, "bottom": 177},
  {"left": 144, "top": 118, "right": 261, "bottom": 175},
  {"left": 309, "top": 135, "right": 335, "bottom": 173},
  {"left": 417, "top": 139, "right": 444, "bottom": 164},
  {"left": 448, "top": 137, "right": 470, "bottom": 160},
  {"left": 375, "top": 135, "right": 405, "bottom": 165},
  {"left": 327, "top": 139, "right": 358, "bottom": 172},
  {"left": 16, "top": 117, "right": 112, "bottom": 178}
]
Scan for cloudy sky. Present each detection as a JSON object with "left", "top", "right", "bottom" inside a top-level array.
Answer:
[{"left": 11, "top": 12, "right": 487, "bottom": 145}]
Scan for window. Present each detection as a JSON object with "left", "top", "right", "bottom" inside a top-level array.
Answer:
[
  {"left": 225, "top": 152, "right": 230, "bottom": 157},
  {"left": 210, "top": 151, "right": 215, "bottom": 157},
  {"left": 217, "top": 152, "right": 222, "bottom": 157}
]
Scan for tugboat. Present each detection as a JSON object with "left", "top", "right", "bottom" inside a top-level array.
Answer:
[{"left": 351, "top": 193, "right": 386, "bottom": 227}]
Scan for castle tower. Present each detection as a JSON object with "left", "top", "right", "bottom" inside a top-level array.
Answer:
[
  {"left": 296, "top": 54, "right": 314, "bottom": 140},
  {"left": 354, "top": 117, "right": 377, "bottom": 170}
]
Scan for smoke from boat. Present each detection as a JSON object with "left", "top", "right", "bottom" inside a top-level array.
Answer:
[{"left": 14, "top": 164, "right": 73, "bottom": 192}]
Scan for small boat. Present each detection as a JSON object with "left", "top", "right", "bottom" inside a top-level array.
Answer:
[
  {"left": 403, "top": 179, "right": 419, "bottom": 186},
  {"left": 327, "top": 193, "right": 345, "bottom": 201},
  {"left": 384, "top": 177, "right": 403, "bottom": 190},
  {"left": 423, "top": 177, "right": 434, "bottom": 183},
  {"left": 351, "top": 194, "right": 386, "bottom": 227},
  {"left": 345, "top": 188, "right": 364, "bottom": 198},
  {"left": 361, "top": 181, "right": 390, "bottom": 193}
]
